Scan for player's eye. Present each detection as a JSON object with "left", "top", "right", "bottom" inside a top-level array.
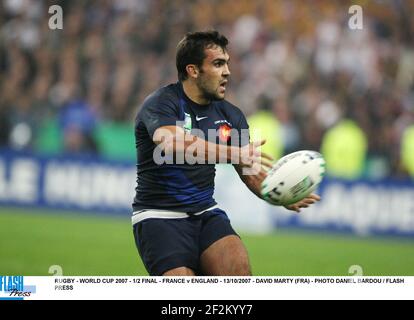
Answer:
[{"left": 214, "top": 60, "right": 226, "bottom": 67}]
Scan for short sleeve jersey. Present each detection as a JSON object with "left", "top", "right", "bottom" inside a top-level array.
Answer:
[{"left": 133, "top": 82, "right": 249, "bottom": 213}]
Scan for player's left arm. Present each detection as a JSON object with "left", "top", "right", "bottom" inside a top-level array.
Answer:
[{"left": 233, "top": 163, "right": 269, "bottom": 200}]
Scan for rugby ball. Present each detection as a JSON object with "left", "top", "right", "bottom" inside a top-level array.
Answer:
[{"left": 261, "top": 150, "right": 326, "bottom": 206}]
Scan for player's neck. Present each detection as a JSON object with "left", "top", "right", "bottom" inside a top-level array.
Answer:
[{"left": 182, "top": 80, "right": 210, "bottom": 105}]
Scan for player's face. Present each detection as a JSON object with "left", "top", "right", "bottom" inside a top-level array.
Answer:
[{"left": 196, "top": 46, "right": 230, "bottom": 102}]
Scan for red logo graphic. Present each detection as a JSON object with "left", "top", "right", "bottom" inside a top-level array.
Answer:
[{"left": 218, "top": 124, "right": 232, "bottom": 143}]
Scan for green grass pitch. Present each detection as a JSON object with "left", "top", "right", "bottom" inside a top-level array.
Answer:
[{"left": 0, "top": 208, "right": 413, "bottom": 276}]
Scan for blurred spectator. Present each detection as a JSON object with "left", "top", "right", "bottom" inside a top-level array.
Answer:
[
  {"left": 321, "top": 119, "right": 368, "bottom": 180},
  {"left": 59, "top": 99, "right": 98, "bottom": 154},
  {"left": 401, "top": 125, "right": 414, "bottom": 177},
  {"left": 0, "top": 106, "right": 11, "bottom": 147}
]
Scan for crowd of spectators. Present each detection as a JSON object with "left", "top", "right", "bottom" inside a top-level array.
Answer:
[{"left": 0, "top": 0, "right": 413, "bottom": 178}]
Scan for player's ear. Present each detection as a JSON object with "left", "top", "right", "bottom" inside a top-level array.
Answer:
[{"left": 186, "top": 64, "right": 199, "bottom": 79}]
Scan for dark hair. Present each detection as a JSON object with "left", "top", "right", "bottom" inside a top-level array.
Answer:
[{"left": 176, "top": 30, "right": 229, "bottom": 82}]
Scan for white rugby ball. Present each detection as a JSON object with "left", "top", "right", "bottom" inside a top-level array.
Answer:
[{"left": 261, "top": 150, "right": 326, "bottom": 206}]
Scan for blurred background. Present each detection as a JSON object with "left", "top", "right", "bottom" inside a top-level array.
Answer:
[{"left": 0, "top": 0, "right": 413, "bottom": 276}]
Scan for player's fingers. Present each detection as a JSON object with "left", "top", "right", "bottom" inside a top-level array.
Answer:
[
  {"left": 261, "top": 159, "right": 273, "bottom": 169},
  {"left": 260, "top": 152, "right": 274, "bottom": 162},
  {"left": 308, "top": 194, "right": 321, "bottom": 201},
  {"left": 252, "top": 139, "right": 267, "bottom": 148},
  {"left": 302, "top": 198, "right": 317, "bottom": 205},
  {"left": 286, "top": 204, "right": 301, "bottom": 213}
]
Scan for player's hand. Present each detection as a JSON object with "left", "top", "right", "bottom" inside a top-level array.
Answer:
[
  {"left": 239, "top": 139, "right": 274, "bottom": 170},
  {"left": 284, "top": 194, "right": 321, "bottom": 213}
]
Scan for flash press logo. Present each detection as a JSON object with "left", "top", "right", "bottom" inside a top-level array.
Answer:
[{"left": 0, "top": 276, "right": 35, "bottom": 300}]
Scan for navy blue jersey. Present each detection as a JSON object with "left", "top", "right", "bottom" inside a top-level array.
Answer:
[{"left": 133, "top": 82, "right": 249, "bottom": 213}]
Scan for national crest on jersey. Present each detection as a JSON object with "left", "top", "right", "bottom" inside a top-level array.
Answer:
[{"left": 218, "top": 124, "right": 232, "bottom": 143}]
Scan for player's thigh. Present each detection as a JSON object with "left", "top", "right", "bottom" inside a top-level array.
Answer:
[
  {"left": 133, "top": 218, "right": 200, "bottom": 276},
  {"left": 198, "top": 210, "right": 251, "bottom": 276},
  {"left": 200, "top": 234, "right": 251, "bottom": 276}
]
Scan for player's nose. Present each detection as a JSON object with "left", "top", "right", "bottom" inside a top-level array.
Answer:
[{"left": 222, "top": 64, "right": 231, "bottom": 76}]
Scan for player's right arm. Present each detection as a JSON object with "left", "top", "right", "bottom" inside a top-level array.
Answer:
[{"left": 152, "top": 125, "right": 270, "bottom": 167}]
